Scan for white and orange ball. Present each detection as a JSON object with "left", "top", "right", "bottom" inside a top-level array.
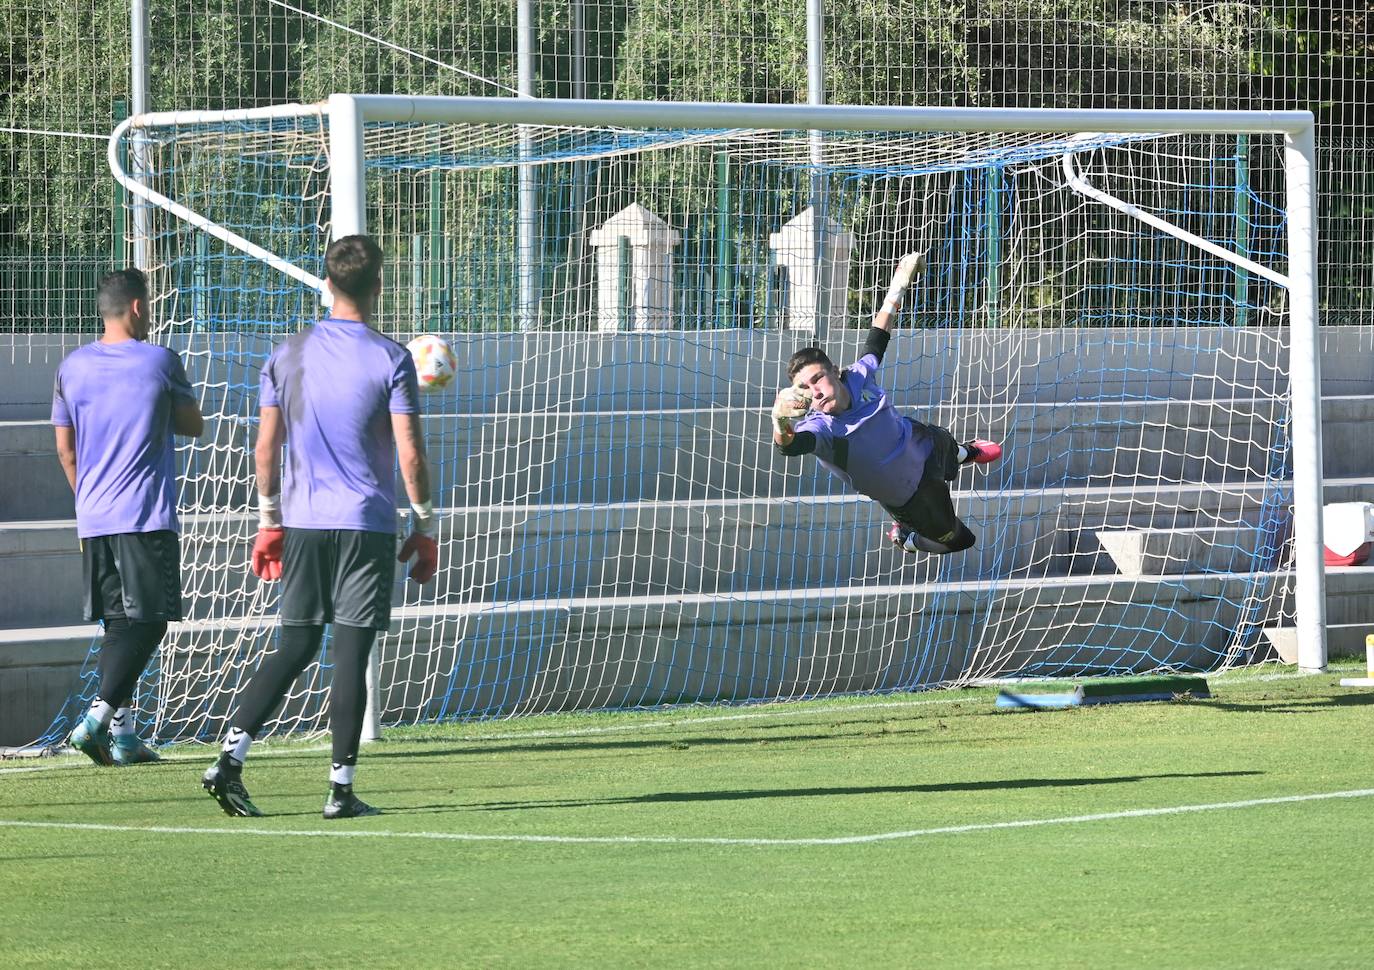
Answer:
[{"left": 406, "top": 334, "right": 456, "bottom": 393}]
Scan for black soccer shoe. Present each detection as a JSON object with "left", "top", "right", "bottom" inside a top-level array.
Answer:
[
  {"left": 323, "top": 787, "right": 381, "bottom": 820},
  {"left": 202, "top": 762, "right": 264, "bottom": 818}
]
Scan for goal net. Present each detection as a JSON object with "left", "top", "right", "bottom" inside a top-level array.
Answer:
[{"left": 45, "top": 99, "right": 1322, "bottom": 745}]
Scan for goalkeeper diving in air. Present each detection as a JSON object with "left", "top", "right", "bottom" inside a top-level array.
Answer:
[{"left": 770, "top": 253, "right": 1001, "bottom": 556}]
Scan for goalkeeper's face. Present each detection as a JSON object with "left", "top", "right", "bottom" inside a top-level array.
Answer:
[{"left": 793, "top": 363, "right": 849, "bottom": 415}]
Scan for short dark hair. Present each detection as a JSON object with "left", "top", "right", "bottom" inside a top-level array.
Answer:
[
  {"left": 786, "top": 346, "right": 835, "bottom": 381},
  {"left": 96, "top": 268, "right": 149, "bottom": 318},
  {"left": 325, "top": 235, "right": 384, "bottom": 301}
]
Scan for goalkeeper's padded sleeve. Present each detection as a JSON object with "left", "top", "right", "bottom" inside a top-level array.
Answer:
[
  {"left": 775, "top": 429, "right": 817, "bottom": 457},
  {"left": 862, "top": 326, "right": 891, "bottom": 364},
  {"left": 398, "top": 531, "right": 439, "bottom": 584},
  {"left": 251, "top": 527, "right": 285, "bottom": 581}
]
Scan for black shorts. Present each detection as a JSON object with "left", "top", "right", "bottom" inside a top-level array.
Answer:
[
  {"left": 281, "top": 528, "right": 396, "bottom": 630},
  {"left": 82, "top": 530, "right": 184, "bottom": 623},
  {"left": 881, "top": 421, "right": 965, "bottom": 543}
]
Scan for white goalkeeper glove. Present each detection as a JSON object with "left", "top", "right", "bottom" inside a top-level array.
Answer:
[
  {"left": 770, "top": 385, "right": 812, "bottom": 436},
  {"left": 882, "top": 251, "right": 927, "bottom": 313}
]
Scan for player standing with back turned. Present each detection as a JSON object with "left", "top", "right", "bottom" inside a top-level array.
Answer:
[
  {"left": 202, "top": 234, "right": 439, "bottom": 819},
  {"left": 53, "top": 268, "right": 204, "bottom": 766}
]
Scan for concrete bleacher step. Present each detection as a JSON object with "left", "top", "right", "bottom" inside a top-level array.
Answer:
[
  {"left": 1094, "top": 526, "right": 1285, "bottom": 578},
  {"left": 0, "top": 421, "right": 75, "bottom": 520},
  {"left": 0, "top": 476, "right": 1339, "bottom": 628},
  {"left": 8, "top": 395, "right": 1374, "bottom": 515},
  {"left": 1262, "top": 622, "right": 1374, "bottom": 665},
  {"left": 6, "top": 564, "right": 1346, "bottom": 741}
]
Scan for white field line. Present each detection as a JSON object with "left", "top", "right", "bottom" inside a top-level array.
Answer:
[{"left": 2, "top": 788, "right": 1371, "bottom": 847}]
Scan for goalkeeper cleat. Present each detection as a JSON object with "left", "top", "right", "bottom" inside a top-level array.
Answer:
[
  {"left": 323, "top": 787, "right": 381, "bottom": 820},
  {"left": 69, "top": 715, "right": 115, "bottom": 767},
  {"left": 961, "top": 439, "right": 1002, "bottom": 467},
  {"left": 111, "top": 735, "right": 161, "bottom": 766},
  {"left": 202, "top": 762, "right": 264, "bottom": 818}
]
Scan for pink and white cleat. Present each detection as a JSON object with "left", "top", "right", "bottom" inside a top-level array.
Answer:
[{"left": 961, "top": 439, "right": 1002, "bottom": 466}]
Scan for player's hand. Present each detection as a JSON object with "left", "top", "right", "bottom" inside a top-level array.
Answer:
[
  {"left": 251, "top": 527, "right": 284, "bottom": 581},
  {"left": 884, "top": 251, "right": 927, "bottom": 308},
  {"left": 770, "top": 385, "right": 812, "bottom": 436},
  {"left": 398, "top": 531, "right": 439, "bottom": 585}
]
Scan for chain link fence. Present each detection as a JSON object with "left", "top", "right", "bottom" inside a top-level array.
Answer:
[{"left": 4, "top": 1, "right": 1369, "bottom": 340}]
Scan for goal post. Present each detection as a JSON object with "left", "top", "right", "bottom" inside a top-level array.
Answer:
[
  {"left": 324, "top": 94, "right": 1326, "bottom": 674},
  {"left": 79, "top": 95, "right": 1324, "bottom": 749}
]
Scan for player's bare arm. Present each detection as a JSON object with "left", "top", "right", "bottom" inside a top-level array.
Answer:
[
  {"left": 54, "top": 425, "right": 77, "bottom": 492},
  {"left": 872, "top": 251, "right": 926, "bottom": 332},
  {"left": 250, "top": 405, "right": 286, "bottom": 581},
  {"left": 254, "top": 406, "right": 285, "bottom": 501},
  {"left": 393, "top": 411, "right": 439, "bottom": 584},
  {"left": 392, "top": 412, "right": 433, "bottom": 510}
]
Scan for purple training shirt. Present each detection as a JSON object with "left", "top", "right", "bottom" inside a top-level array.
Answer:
[
  {"left": 792, "top": 353, "right": 933, "bottom": 508},
  {"left": 51, "top": 339, "right": 197, "bottom": 539},
  {"left": 260, "top": 318, "right": 419, "bottom": 533}
]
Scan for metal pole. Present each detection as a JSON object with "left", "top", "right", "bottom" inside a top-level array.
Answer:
[
  {"left": 986, "top": 164, "right": 1002, "bottom": 327},
  {"left": 113, "top": 98, "right": 128, "bottom": 267},
  {"left": 517, "top": 0, "right": 538, "bottom": 331},
  {"left": 129, "top": 0, "right": 151, "bottom": 270},
  {"left": 1284, "top": 124, "right": 1326, "bottom": 673},
  {"left": 714, "top": 151, "right": 733, "bottom": 327},
  {"left": 326, "top": 94, "right": 386, "bottom": 737},
  {"left": 429, "top": 168, "right": 443, "bottom": 327},
  {"left": 1234, "top": 135, "right": 1252, "bottom": 328},
  {"left": 806, "top": 0, "right": 827, "bottom": 339}
]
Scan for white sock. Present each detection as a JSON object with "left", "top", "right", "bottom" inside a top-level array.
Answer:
[
  {"left": 221, "top": 727, "right": 254, "bottom": 767},
  {"left": 330, "top": 762, "right": 356, "bottom": 787},
  {"left": 110, "top": 707, "right": 136, "bottom": 737},
  {"left": 87, "top": 698, "right": 115, "bottom": 728},
  {"left": 956, "top": 445, "right": 969, "bottom": 463}
]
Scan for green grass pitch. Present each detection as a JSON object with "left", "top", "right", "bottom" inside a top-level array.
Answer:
[{"left": 2, "top": 663, "right": 1371, "bottom": 969}]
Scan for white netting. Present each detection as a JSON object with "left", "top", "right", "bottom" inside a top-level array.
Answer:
[{"left": 56, "top": 107, "right": 1302, "bottom": 742}]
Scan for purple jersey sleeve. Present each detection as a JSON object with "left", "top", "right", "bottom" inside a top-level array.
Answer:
[
  {"left": 51, "top": 367, "right": 73, "bottom": 427},
  {"left": 166, "top": 352, "right": 196, "bottom": 405},
  {"left": 390, "top": 351, "right": 419, "bottom": 414},
  {"left": 258, "top": 354, "right": 280, "bottom": 409},
  {"left": 847, "top": 353, "right": 880, "bottom": 384}
]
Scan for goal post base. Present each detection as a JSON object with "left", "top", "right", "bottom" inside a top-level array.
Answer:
[
  {"left": 1338, "top": 678, "right": 1374, "bottom": 688},
  {"left": 995, "top": 675, "right": 1211, "bottom": 711}
]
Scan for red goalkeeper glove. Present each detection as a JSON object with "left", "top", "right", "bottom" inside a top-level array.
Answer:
[
  {"left": 251, "top": 527, "right": 284, "bottom": 581},
  {"left": 398, "top": 531, "right": 439, "bottom": 584}
]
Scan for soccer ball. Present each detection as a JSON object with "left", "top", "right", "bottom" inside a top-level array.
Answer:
[{"left": 406, "top": 334, "right": 456, "bottom": 393}]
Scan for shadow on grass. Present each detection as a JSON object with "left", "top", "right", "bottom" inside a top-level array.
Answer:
[
  {"left": 1206, "top": 693, "right": 1374, "bottom": 714},
  {"left": 360, "top": 723, "right": 991, "bottom": 762},
  {"left": 465, "top": 769, "right": 1264, "bottom": 812}
]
